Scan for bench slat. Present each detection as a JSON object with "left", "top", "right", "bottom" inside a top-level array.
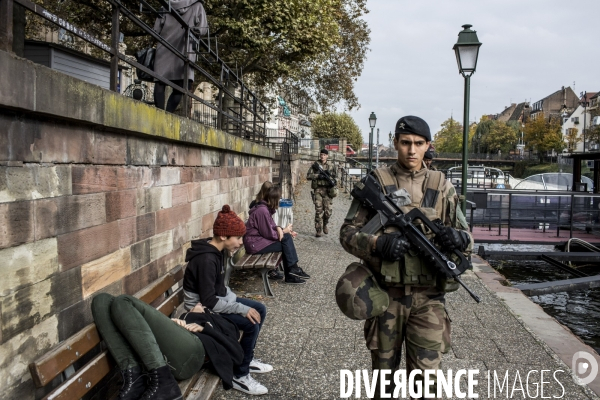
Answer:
[
  {"left": 241, "top": 254, "right": 262, "bottom": 269},
  {"left": 156, "top": 287, "right": 184, "bottom": 317},
  {"left": 185, "top": 370, "right": 221, "bottom": 400},
  {"left": 29, "top": 324, "right": 101, "bottom": 388},
  {"left": 44, "top": 350, "right": 114, "bottom": 400},
  {"left": 265, "top": 253, "right": 282, "bottom": 269},
  {"left": 234, "top": 254, "right": 253, "bottom": 268}
]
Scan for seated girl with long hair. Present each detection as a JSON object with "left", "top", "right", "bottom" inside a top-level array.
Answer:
[{"left": 244, "top": 185, "right": 309, "bottom": 285}]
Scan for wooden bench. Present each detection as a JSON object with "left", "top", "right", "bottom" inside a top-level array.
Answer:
[
  {"left": 225, "top": 248, "right": 282, "bottom": 297},
  {"left": 29, "top": 265, "right": 219, "bottom": 400}
]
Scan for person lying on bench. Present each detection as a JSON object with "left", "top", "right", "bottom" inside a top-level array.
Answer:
[
  {"left": 183, "top": 205, "right": 272, "bottom": 396},
  {"left": 244, "top": 185, "right": 308, "bottom": 284},
  {"left": 91, "top": 295, "right": 243, "bottom": 400}
]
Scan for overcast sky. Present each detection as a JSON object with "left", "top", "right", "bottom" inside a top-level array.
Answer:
[{"left": 348, "top": 0, "right": 600, "bottom": 146}]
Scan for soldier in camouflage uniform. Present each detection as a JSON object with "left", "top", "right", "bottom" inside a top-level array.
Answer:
[
  {"left": 339, "top": 116, "right": 473, "bottom": 399},
  {"left": 306, "top": 149, "right": 337, "bottom": 237}
]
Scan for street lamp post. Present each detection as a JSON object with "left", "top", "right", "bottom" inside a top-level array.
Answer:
[
  {"left": 376, "top": 128, "right": 380, "bottom": 168},
  {"left": 368, "top": 112, "right": 377, "bottom": 172},
  {"left": 453, "top": 24, "right": 482, "bottom": 213},
  {"left": 581, "top": 91, "right": 588, "bottom": 152}
]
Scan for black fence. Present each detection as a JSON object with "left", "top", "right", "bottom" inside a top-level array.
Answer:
[
  {"left": 13, "top": 0, "right": 268, "bottom": 142},
  {"left": 266, "top": 129, "right": 298, "bottom": 155}
]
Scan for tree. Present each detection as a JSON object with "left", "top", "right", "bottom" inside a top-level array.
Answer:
[
  {"left": 311, "top": 112, "right": 362, "bottom": 151},
  {"left": 434, "top": 118, "right": 463, "bottom": 153},
  {"left": 565, "top": 127, "right": 581, "bottom": 152},
  {"left": 25, "top": 0, "right": 370, "bottom": 110},
  {"left": 483, "top": 121, "right": 518, "bottom": 155},
  {"left": 524, "top": 113, "right": 565, "bottom": 161},
  {"left": 587, "top": 108, "right": 600, "bottom": 148}
]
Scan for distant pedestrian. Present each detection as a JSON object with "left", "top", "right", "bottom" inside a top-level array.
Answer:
[
  {"left": 153, "top": 0, "right": 208, "bottom": 112},
  {"left": 424, "top": 148, "right": 437, "bottom": 170},
  {"left": 306, "top": 149, "right": 338, "bottom": 237}
]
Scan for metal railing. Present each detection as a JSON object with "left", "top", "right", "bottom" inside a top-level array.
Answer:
[
  {"left": 467, "top": 188, "right": 600, "bottom": 239},
  {"left": 13, "top": 0, "right": 269, "bottom": 142},
  {"left": 266, "top": 129, "right": 298, "bottom": 155}
]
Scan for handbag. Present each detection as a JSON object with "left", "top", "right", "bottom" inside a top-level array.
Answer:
[{"left": 135, "top": 48, "right": 156, "bottom": 82}]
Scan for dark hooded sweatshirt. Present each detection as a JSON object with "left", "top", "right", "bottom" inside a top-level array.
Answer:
[{"left": 183, "top": 239, "right": 250, "bottom": 315}]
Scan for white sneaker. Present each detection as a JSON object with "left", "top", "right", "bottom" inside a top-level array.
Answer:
[
  {"left": 249, "top": 358, "right": 273, "bottom": 373},
  {"left": 232, "top": 374, "right": 268, "bottom": 395}
]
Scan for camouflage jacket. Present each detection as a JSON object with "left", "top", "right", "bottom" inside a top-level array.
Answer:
[
  {"left": 306, "top": 160, "right": 337, "bottom": 187},
  {"left": 339, "top": 162, "right": 473, "bottom": 281}
]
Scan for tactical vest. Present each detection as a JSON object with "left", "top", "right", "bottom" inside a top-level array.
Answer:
[
  {"left": 311, "top": 162, "right": 334, "bottom": 189},
  {"left": 372, "top": 165, "right": 459, "bottom": 292}
]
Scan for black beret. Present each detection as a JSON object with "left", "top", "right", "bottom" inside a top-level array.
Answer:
[
  {"left": 424, "top": 149, "right": 434, "bottom": 160},
  {"left": 394, "top": 116, "right": 431, "bottom": 142},
  {"left": 320, "top": 148, "right": 329, "bottom": 155}
]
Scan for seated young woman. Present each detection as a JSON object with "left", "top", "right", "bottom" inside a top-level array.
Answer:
[
  {"left": 244, "top": 185, "right": 309, "bottom": 284},
  {"left": 91, "top": 294, "right": 243, "bottom": 400}
]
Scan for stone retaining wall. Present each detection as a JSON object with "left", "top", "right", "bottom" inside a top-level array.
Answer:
[{"left": 0, "top": 49, "right": 272, "bottom": 398}]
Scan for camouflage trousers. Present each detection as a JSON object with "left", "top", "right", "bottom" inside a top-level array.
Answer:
[
  {"left": 364, "top": 285, "right": 450, "bottom": 399},
  {"left": 313, "top": 187, "right": 333, "bottom": 231}
]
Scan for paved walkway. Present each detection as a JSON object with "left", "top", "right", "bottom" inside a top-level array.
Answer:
[{"left": 212, "top": 182, "right": 599, "bottom": 399}]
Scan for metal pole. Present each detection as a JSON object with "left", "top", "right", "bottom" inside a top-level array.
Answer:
[
  {"left": 461, "top": 75, "right": 471, "bottom": 213},
  {"left": 368, "top": 127, "right": 374, "bottom": 172},
  {"left": 110, "top": 4, "right": 119, "bottom": 92},
  {"left": 376, "top": 128, "right": 379, "bottom": 168},
  {"left": 583, "top": 92, "right": 587, "bottom": 152}
]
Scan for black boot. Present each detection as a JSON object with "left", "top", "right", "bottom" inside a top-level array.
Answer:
[
  {"left": 118, "top": 366, "right": 147, "bottom": 400},
  {"left": 140, "top": 365, "right": 183, "bottom": 400}
]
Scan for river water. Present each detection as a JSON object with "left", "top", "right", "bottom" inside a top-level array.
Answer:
[{"left": 482, "top": 243, "right": 600, "bottom": 354}]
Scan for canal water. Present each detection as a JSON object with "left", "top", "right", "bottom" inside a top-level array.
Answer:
[{"left": 482, "top": 243, "right": 600, "bottom": 354}]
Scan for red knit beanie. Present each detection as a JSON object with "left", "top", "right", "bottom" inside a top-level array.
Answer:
[{"left": 213, "top": 205, "right": 246, "bottom": 237}]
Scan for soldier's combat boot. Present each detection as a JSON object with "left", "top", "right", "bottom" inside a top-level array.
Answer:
[
  {"left": 316, "top": 230, "right": 322, "bottom": 237},
  {"left": 322, "top": 225, "right": 328, "bottom": 235},
  {"left": 315, "top": 223, "right": 322, "bottom": 237}
]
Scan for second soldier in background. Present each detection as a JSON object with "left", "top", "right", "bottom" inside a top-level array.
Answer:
[{"left": 306, "top": 149, "right": 338, "bottom": 237}]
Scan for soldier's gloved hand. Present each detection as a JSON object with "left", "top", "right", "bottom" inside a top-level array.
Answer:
[
  {"left": 436, "top": 227, "right": 470, "bottom": 252},
  {"left": 375, "top": 232, "right": 410, "bottom": 261}
]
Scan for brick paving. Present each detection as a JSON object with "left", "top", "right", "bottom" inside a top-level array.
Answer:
[{"left": 212, "top": 182, "right": 599, "bottom": 399}]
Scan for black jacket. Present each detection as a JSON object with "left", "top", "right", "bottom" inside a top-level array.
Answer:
[
  {"left": 180, "top": 310, "right": 243, "bottom": 389},
  {"left": 183, "top": 239, "right": 225, "bottom": 310}
]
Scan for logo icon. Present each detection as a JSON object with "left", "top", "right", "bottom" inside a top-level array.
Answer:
[
  {"left": 398, "top": 122, "right": 405, "bottom": 129},
  {"left": 572, "top": 351, "right": 599, "bottom": 385}
]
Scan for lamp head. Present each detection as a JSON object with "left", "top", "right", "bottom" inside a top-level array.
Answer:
[
  {"left": 369, "top": 112, "right": 377, "bottom": 128},
  {"left": 453, "top": 24, "right": 482, "bottom": 77}
]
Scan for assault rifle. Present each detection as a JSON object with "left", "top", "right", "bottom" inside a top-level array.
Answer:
[
  {"left": 312, "top": 162, "right": 337, "bottom": 187},
  {"left": 351, "top": 174, "right": 480, "bottom": 303}
]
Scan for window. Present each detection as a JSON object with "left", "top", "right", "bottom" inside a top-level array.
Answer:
[{"left": 572, "top": 117, "right": 580, "bottom": 124}]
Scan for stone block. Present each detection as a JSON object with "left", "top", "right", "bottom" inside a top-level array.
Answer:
[
  {"left": 92, "top": 132, "right": 128, "bottom": 165},
  {"left": 0, "top": 238, "right": 59, "bottom": 297},
  {"left": 201, "top": 148, "right": 220, "bottom": 166},
  {"left": 136, "top": 213, "right": 156, "bottom": 242},
  {"left": 213, "top": 193, "right": 230, "bottom": 213},
  {"left": 118, "top": 216, "right": 136, "bottom": 248},
  {"left": 155, "top": 203, "right": 191, "bottom": 234},
  {"left": 127, "top": 136, "right": 169, "bottom": 166},
  {"left": 191, "top": 196, "right": 216, "bottom": 220},
  {"left": 202, "top": 212, "right": 215, "bottom": 234},
  {"left": 35, "top": 193, "right": 106, "bottom": 239},
  {"left": 155, "top": 247, "right": 185, "bottom": 277},
  {"left": 172, "top": 224, "right": 189, "bottom": 250},
  {"left": 117, "top": 167, "right": 144, "bottom": 190},
  {"left": 196, "top": 166, "right": 219, "bottom": 181},
  {"left": 81, "top": 248, "right": 131, "bottom": 298},
  {"left": 35, "top": 64, "right": 105, "bottom": 125},
  {"left": 0, "top": 165, "right": 72, "bottom": 203},
  {"left": 0, "top": 116, "right": 95, "bottom": 164},
  {"left": 186, "top": 182, "right": 202, "bottom": 202},
  {"left": 187, "top": 218, "right": 202, "bottom": 240},
  {"left": 218, "top": 179, "right": 229, "bottom": 194},
  {"left": 155, "top": 167, "right": 180, "bottom": 187},
  {"left": 171, "top": 184, "right": 188, "bottom": 206},
  {"left": 0, "top": 200, "right": 34, "bottom": 249},
  {"left": 150, "top": 231, "right": 174, "bottom": 263},
  {"left": 105, "top": 189, "right": 137, "bottom": 222},
  {"left": 1, "top": 267, "right": 81, "bottom": 342},
  {"left": 130, "top": 238, "right": 150, "bottom": 271},
  {"left": 71, "top": 165, "right": 118, "bottom": 195},
  {"left": 242, "top": 176, "right": 250, "bottom": 188},
  {"left": 0, "top": 52, "right": 34, "bottom": 111},
  {"left": 136, "top": 187, "right": 172, "bottom": 215},
  {"left": 180, "top": 168, "right": 193, "bottom": 183},
  {"left": 57, "top": 221, "right": 120, "bottom": 271},
  {"left": 219, "top": 166, "right": 229, "bottom": 179},
  {"left": 200, "top": 180, "right": 218, "bottom": 198},
  {"left": 123, "top": 259, "right": 159, "bottom": 295},
  {"left": 0, "top": 316, "right": 58, "bottom": 399}
]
